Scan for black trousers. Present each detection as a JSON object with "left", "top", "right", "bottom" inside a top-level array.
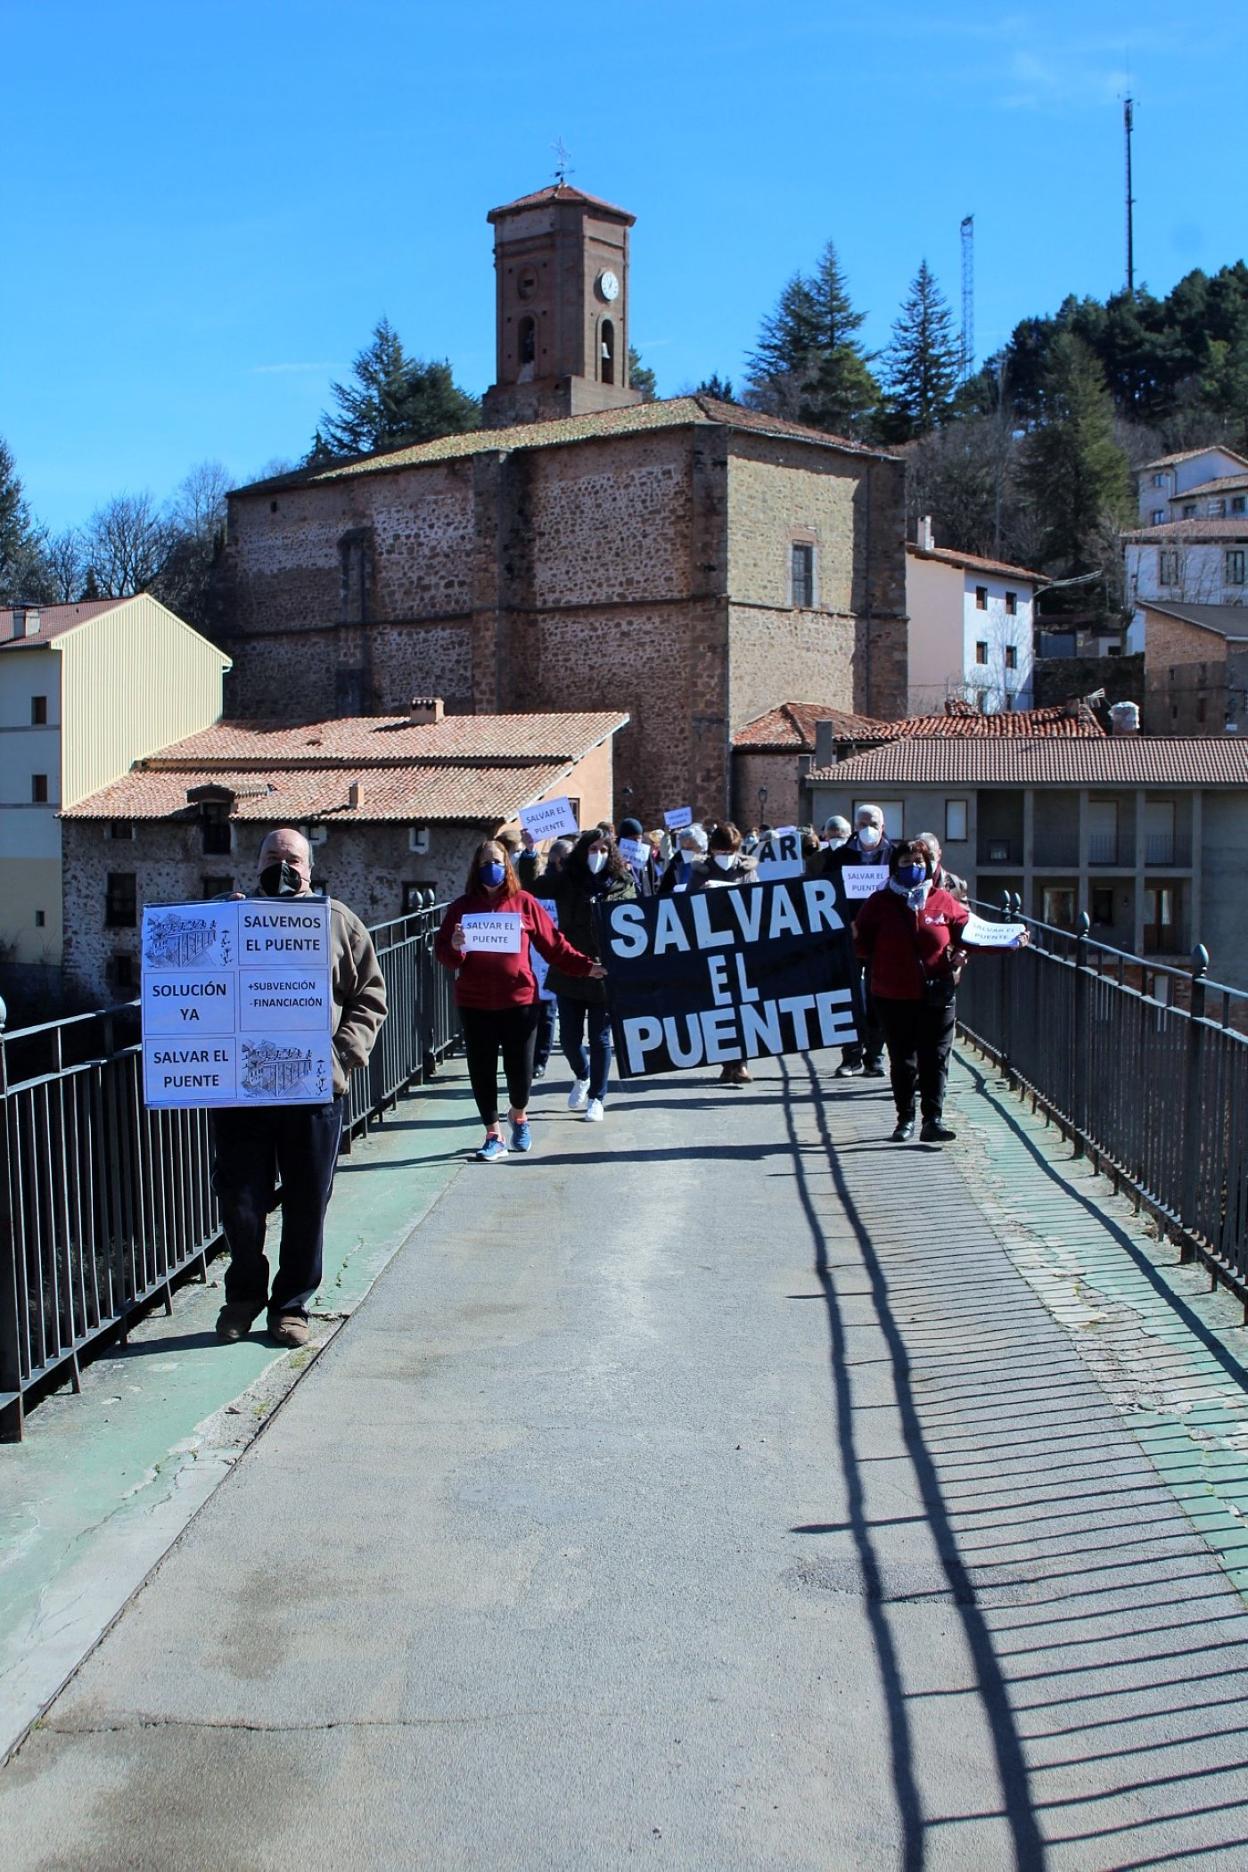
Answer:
[
  {"left": 534, "top": 998, "right": 557, "bottom": 1072},
  {"left": 875, "top": 996, "right": 957, "bottom": 1122},
  {"left": 212, "top": 1096, "right": 345, "bottom": 1319},
  {"left": 842, "top": 961, "right": 884, "bottom": 1067},
  {"left": 460, "top": 1003, "right": 540, "bottom": 1126}
]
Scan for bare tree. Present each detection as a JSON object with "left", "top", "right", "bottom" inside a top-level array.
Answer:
[
  {"left": 44, "top": 528, "right": 86, "bottom": 602},
  {"left": 169, "top": 460, "right": 230, "bottom": 542},
  {"left": 80, "top": 492, "right": 173, "bottom": 596}
]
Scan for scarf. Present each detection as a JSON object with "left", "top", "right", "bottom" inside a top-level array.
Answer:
[{"left": 888, "top": 876, "right": 932, "bottom": 912}]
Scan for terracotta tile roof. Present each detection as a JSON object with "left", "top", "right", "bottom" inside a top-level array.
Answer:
[
  {"left": 806, "top": 737, "right": 1248, "bottom": 788},
  {"left": 906, "top": 542, "right": 1047, "bottom": 583},
  {"left": 1140, "top": 601, "right": 1248, "bottom": 640},
  {"left": 142, "top": 710, "right": 628, "bottom": 768},
  {"left": 1173, "top": 473, "right": 1248, "bottom": 500},
  {"left": 62, "top": 762, "right": 574, "bottom": 824},
  {"left": 1125, "top": 519, "right": 1248, "bottom": 542},
  {"left": 234, "top": 395, "right": 892, "bottom": 497},
  {"left": 0, "top": 598, "right": 126, "bottom": 651},
  {"left": 1139, "top": 446, "right": 1248, "bottom": 473},
  {"left": 488, "top": 183, "right": 634, "bottom": 224},
  {"left": 734, "top": 698, "right": 1104, "bottom": 752}
]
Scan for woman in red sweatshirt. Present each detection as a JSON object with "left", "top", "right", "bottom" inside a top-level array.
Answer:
[
  {"left": 853, "top": 839, "right": 1026, "bottom": 1145},
  {"left": 435, "top": 838, "right": 604, "bottom": 1161}
]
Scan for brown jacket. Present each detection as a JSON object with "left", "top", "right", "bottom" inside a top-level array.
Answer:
[{"left": 329, "top": 899, "right": 388, "bottom": 1094}]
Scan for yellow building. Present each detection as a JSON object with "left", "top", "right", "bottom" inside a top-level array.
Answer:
[{"left": 0, "top": 596, "right": 231, "bottom": 974}]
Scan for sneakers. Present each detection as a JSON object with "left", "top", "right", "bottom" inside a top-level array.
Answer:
[
  {"left": 836, "top": 1061, "right": 864, "bottom": 1079},
  {"left": 920, "top": 1118, "right": 957, "bottom": 1144},
  {"left": 475, "top": 1133, "right": 509, "bottom": 1162},
  {"left": 510, "top": 1118, "right": 533, "bottom": 1152},
  {"left": 863, "top": 1060, "right": 886, "bottom": 1078},
  {"left": 215, "top": 1303, "right": 255, "bottom": 1343},
  {"left": 268, "top": 1313, "right": 309, "bottom": 1348},
  {"left": 567, "top": 1079, "right": 590, "bottom": 1112},
  {"left": 584, "top": 1098, "right": 605, "bottom": 1122},
  {"left": 891, "top": 1117, "right": 916, "bottom": 1143}
]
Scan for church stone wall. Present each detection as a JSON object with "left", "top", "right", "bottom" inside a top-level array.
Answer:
[{"left": 528, "top": 435, "right": 692, "bottom": 607}]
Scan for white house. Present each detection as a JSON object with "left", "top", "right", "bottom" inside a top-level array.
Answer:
[
  {"left": 905, "top": 519, "right": 1042, "bottom": 716},
  {"left": 0, "top": 596, "right": 230, "bottom": 978},
  {"left": 1123, "top": 518, "right": 1248, "bottom": 652},
  {"left": 1136, "top": 445, "right": 1248, "bottom": 527}
]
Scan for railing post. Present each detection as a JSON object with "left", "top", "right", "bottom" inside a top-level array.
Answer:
[
  {"left": 1180, "top": 943, "right": 1209, "bottom": 1260},
  {"left": 999, "top": 893, "right": 1013, "bottom": 1080},
  {"left": 0, "top": 1037, "right": 24, "bottom": 1440},
  {"left": 1072, "top": 910, "right": 1091, "bottom": 1157}
]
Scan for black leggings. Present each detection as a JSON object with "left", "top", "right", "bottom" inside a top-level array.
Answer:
[{"left": 459, "top": 1003, "right": 541, "bottom": 1126}]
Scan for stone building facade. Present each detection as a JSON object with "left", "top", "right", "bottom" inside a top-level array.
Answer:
[
  {"left": 1141, "top": 601, "right": 1248, "bottom": 733},
  {"left": 217, "top": 186, "right": 907, "bottom": 828}
]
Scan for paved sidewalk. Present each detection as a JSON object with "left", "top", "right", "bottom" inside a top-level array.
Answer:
[{"left": 3, "top": 1050, "right": 1248, "bottom": 1870}]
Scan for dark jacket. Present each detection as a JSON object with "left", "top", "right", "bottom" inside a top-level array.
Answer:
[
  {"left": 658, "top": 851, "right": 704, "bottom": 894},
  {"left": 813, "top": 833, "right": 895, "bottom": 921},
  {"left": 545, "top": 867, "right": 637, "bottom": 1004},
  {"left": 686, "top": 854, "right": 758, "bottom": 891},
  {"left": 853, "top": 885, "right": 969, "bottom": 1001}
]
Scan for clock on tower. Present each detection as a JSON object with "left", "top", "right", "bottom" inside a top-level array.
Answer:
[{"left": 482, "top": 183, "right": 642, "bottom": 429}]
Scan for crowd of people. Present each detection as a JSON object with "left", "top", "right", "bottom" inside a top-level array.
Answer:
[{"left": 432, "top": 800, "right": 1025, "bottom": 1161}]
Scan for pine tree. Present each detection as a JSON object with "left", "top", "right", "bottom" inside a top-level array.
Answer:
[
  {"left": 881, "top": 261, "right": 960, "bottom": 441},
  {"left": 628, "top": 347, "right": 658, "bottom": 402},
  {"left": 1020, "top": 333, "right": 1132, "bottom": 574},
  {"left": 693, "top": 373, "right": 736, "bottom": 402},
  {"left": 0, "top": 436, "right": 51, "bottom": 602},
  {"left": 316, "top": 318, "right": 480, "bottom": 457},
  {"left": 744, "top": 272, "right": 821, "bottom": 417},
  {"left": 746, "top": 250, "right": 878, "bottom": 436}
]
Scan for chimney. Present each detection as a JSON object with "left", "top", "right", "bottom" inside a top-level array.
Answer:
[
  {"left": 814, "top": 719, "right": 837, "bottom": 769},
  {"left": 1108, "top": 701, "right": 1141, "bottom": 735},
  {"left": 915, "top": 515, "right": 935, "bottom": 554},
  {"left": 407, "top": 696, "right": 444, "bottom": 725},
  {"left": 11, "top": 605, "right": 40, "bottom": 639},
  {"left": 348, "top": 781, "right": 364, "bottom": 809}
]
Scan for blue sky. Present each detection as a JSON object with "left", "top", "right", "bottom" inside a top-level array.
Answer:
[{"left": 3, "top": 0, "right": 1242, "bottom": 533}]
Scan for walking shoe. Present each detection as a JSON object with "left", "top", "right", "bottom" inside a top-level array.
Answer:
[
  {"left": 531, "top": 1064, "right": 547, "bottom": 1082},
  {"left": 835, "top": 1061, "right": 864, "bottom": 1078},
  {"left": 510, "top": 1119, "right": 533, "bottom": 1152},
  {"left": 215, "top": 1303, "right": 255, "bottom": 1343},
  {"left": 891, "top": 1117, "right": 916, "bottom": 1143},
  {"left": 583, "top": 1098, "right": 605, "bottom": 1122},
  {"left": 719, "top": 1062, "right": 751, "bottom": 1085},
  {"left": 568, "top": 1079, "right": 590, "bottom": 1112},
  {"left": 475, "top": 1134, "right": 509, "bottom": 1162},
  {"left": 863, "top": 1060, "right": 886, "bottom": 1078},
  {"left": 920, "top": 1119, "right": 957, "bottom": 1144},
  {"left": 268, "top": 1313, "right": 309, "bottom": 1348}
]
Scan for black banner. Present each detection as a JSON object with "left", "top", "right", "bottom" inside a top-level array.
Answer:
[{"left": 594, "top": 879, "right": 860, "bottom": 1078}]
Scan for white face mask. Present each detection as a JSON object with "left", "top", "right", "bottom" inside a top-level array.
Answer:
[
  {"left": 587, "top": 849, "right": 608, "bottom": 875},
  {"left": 857, "top": 824, "right": 882, "bottom": 850},
  {"left": 713, "top": 853, "right": 735, "bottom": 871},
  {"left": 826, "top": 835, "right": 849, "bottom": 850}
]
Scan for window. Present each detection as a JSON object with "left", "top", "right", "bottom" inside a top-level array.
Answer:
[
  {"left": 975, "top": 586, "right": 988, "bottom": 610},
  {"left": 31, "top": 773, "right": 48, "bottom": 803},
  {"left": 1196, "top": 696, "right": 1207, "bottom": 722},
  {"left": 975, "top": 641, "right": 989, "bottom": 665},
  {"left": 1211, "top": 499, "right": 1227, "bottom": 518},
  {"left": 1152, "top": 473, "right": 1166, "bottom": 488},
  {"left": 105, "top": 871, "right": 137, "bottom": 928},
  {"left": 201, "top": 805, "right": 232, "bottom": 856},
  {"left": 1088, "top": 800, "right": 1118, "bottom": 865},
  {"left": 1091, "top": 887, "right": 1114, "bottom": 926},
  {"left": 1004, "top": 644, "right": 1018, "bottom": 671},
  {"left": 1159, "top": 549, "right": 1181, "bottom": 585},
  {"left": 1004, "top": 591, "right": 1017, "bottom": 615},
  {"left": 1226, "top": 550, "right": 1246, "bottom": 586},
  {"left": 1182, "top": 503, "right": 1196, "bottom": 518},
  {"left": 1151, "top": 509, "right": 1166, "bottom": 524},
  {"left": 1233, "top": 496, "right": 1246, "bottom": 515},
  {"left": 110, "top": 953, "right": 136, "bottom": 994},
  {"left": 1042, "top": 888, "right": 1077, "bottom": 930},
  {"left": 202, "top": 875, "right": 233, "bottom": 898},
  {"left": 945, "top": 799, "right": 968, "bottom": 843},
  {"left": 30, "top": 695, "right": 47, "bottom": 725},
  {"left": 335, "top": 667, "right": 364, "bottom": 715},
  {"left": 518, "top": 315, "right": 536, "bottom": 373},
  {"left": 338, "top": 527, "right": 371, "bottom": 625},
  {"left": 107, "top": 820, "right": 134, "bottom": 841},
  {"left": 34, "top": 909, "right": 46, "bottom": 928},
  {"left": 791, "top": 542, "right": 815, "bottom": 608},
  {"left": 600, "top": 318, "right": 615, "bottom": 386}
]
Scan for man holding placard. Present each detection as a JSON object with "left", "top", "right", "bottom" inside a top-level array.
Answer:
[{"left": 207, "top": 829, "right": 387, "bottom": 1348}]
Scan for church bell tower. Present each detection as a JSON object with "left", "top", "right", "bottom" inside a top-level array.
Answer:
[{"left": 482, "top": 183, "right": 641, "bottom": 429}]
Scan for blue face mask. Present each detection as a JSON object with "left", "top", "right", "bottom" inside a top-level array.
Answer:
[
  {"left": 479, "top": 861, "right": 505, "bottom": 889},
  {"left": 896, "top": 862, "right": 927, "bottom": 890}
]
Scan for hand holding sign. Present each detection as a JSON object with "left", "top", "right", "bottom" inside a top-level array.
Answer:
[
  {"left": 460, "top": 913, "right": 523, "bottom": 953},
  {"left": 664, "top": 806, "right": 694, "bottom": 830},
  {"left": 962, "top": 913, "right": 1029, "bottom": 949}
]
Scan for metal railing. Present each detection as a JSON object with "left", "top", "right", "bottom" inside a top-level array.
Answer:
[
  {"left": 0, "top": 902, "right": 458, "bottom": 1438},
  {"left": 956, "top": 895, "right": 1248, "bottom": 1303}
]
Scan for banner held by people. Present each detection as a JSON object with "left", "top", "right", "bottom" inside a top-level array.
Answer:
[{"left": 594, "top": 879, "right": 859, "bottom": 1078}]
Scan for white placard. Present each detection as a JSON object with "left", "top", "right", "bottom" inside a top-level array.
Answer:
[
  {"left": 754, "top": 826, "right": 805, "bottom": 882},
  {"left": 519, "top": 796, "right": 579, "bottom": 841},
  {"left": 963, "top": 913, "right": 1028, "bottom": 948},
  {"left": 531, "top": 899, "right": 559, "bottom": 1001},
  {"left": 664, "top": 805, "right": 694, "bottom": 830},
  {"left": 461, "top": 912, "right": 523, "bottom": 953},
  {"left": 142, "top": 900, "right": 334, "bottom": 1108},
  {"left": 619, "top": 837, "right": 649, "bottom": 868},
  {"left": 840, "top": 864, "right": 889, "bottom": 901}
]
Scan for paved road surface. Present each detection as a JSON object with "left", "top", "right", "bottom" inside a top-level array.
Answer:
[{"left": 3, "top": 1053, "right": 1248, "bottom": 1870}]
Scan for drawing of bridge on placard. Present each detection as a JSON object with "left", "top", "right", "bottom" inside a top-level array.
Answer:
[
  {"left": 240, "top": 1040, "right": 315, "bottom": 1099},
  {"left": 144, "top": 913, "right": 230, "bottom": 969}
]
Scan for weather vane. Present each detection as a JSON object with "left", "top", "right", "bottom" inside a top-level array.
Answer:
[{"left": 552, "top": 137, "right": 574, "bottom": 187}]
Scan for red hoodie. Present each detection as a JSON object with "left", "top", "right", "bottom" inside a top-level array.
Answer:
[
  {"left": 853, "top": 884, "right": 970, "bottom": 1001},
  {"left": 435, "top": 888, "right": 595, "bottom": 1010}
]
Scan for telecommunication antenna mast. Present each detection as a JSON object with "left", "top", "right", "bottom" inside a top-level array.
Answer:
[
  {"left": 960, "top": 215, "right": 974, "bottom": 382},
  {"left": 1123, "top": 97, "right": 1136, "bottom": 296}
]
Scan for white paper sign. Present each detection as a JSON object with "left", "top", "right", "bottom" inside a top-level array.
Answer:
[
  {"left": 619, "top": 837, "right": 649, "bottom": 868},
  {"left": 963, "top": 913, "right": 1028, "bottom": 948},
  {"left": 142, "top": 900, "right": 334, "bottom": 1108},
  {"left": 754, "top": 826, "right": 805, "bottom": 882},
  {"left": 519, "top": 796, "right": 579, "bottom": 842},
  {"left": 840, "top": 864, "right": 889, "bottom": 901},
  {"left": 664, "top": 805, "right": 694, "bottom": 830},
  {"left": 461, "top": 912, "right": 523, "bottom": 953},
  {"left": 531, "top": 899, "right": 559, "bottom": 1001}
]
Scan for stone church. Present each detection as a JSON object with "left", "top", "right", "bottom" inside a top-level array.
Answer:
[{"left": 219, "top": 183, "right": 908, "bottom": 821}]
